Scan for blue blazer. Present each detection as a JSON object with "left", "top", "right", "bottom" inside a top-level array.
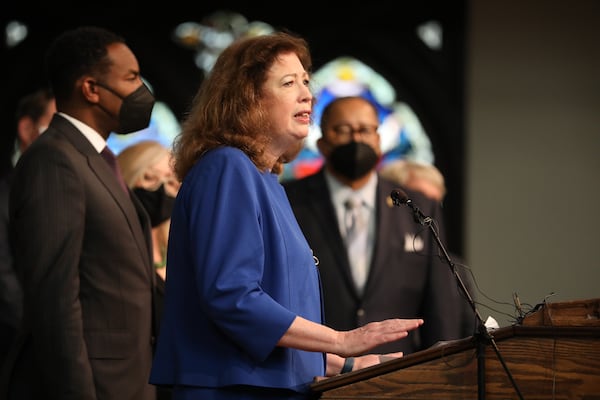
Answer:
[{"left": 150, "top": 148, "right": 325, "bottom": 394}]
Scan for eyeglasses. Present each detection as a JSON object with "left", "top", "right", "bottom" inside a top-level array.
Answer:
[{"left": 331, "top": 123, "right": 378, "bottom": 141}]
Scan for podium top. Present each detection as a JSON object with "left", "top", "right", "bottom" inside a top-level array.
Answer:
[{"left": 520, "top": 297, "right": 600, "bottom": 327}]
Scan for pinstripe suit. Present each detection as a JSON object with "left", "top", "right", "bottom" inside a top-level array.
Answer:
[{"left": 1, "top": 114, "right": 157, "bottom": 400}]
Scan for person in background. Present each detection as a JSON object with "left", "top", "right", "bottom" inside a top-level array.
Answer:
[
  {"left": 149, "top": 31, "right": 424, "bottom": 400},
  {"left": 117, "top": 139, "right": 178, "bottom": 400},
  {"left": 379, "top": 158, "right": 478, "bottom": 338},
  {"left": 379, "top": 159, "right": 446, "bottom": 203},
  {"left": 10, "top": 88, "right": 57, "bottom": 168},
  {"left": 117, "top": 140, "right": 180, "bottom": 282},
  {"left": 1, "top": 26, "right": 157, "bottom": 400},
  {"left": 283, "top": 96, "right": 464, "bottom": 356},
  {"left": 0, "top": 88, "right": 56, "bottom": 369}
]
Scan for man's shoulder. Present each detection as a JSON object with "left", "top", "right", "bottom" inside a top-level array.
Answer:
[
  {"left": 282, "top": 170, "right": 324, "bottom": 194},
  {"left": 282, "top": 172, "right": 326, "bottom": 209},
  {"left": 281, "top": 176, "right": 305, "bottom": 189}
]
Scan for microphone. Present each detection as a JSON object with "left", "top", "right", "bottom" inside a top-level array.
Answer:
[
  {"left": 389, "top": 189, "right": 524, "bottom": 399},
  {"left": 390, "top": 189, "right": 431, "bottom": 225},
  {"left": 390, "top": 188, "right": 409, "bottom": 204}
]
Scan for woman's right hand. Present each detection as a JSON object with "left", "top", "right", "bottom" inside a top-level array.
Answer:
[{"left": 337, "top": 318, "right": 424, "bottom": 357}]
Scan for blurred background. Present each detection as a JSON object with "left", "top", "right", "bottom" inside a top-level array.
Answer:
[{"left": 2, "top": 0, "right": 599, "bottom": 327}]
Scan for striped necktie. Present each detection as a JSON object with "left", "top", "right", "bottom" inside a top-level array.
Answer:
[{"left": 344, "top": 195, "right": 369, "bottom": 293}]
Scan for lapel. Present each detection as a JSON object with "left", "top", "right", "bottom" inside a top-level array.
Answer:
[
  {"left": 53, "top": 115, "right": 153, "bottom": 278},
  {"left": 365, "top": 177, "right": 409, "bottom": 295}
]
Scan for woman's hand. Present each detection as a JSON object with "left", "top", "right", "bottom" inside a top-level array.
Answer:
[
  {"left": 336, "top": 318, "right": 423, "bottom": 357},
  {"left": 326, "top": 351, "right": 405, "bottom": 376},
  {"left": 354, "top": 352, "right": 404, "bottom": 370}
]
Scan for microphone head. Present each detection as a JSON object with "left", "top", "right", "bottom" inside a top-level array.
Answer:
[{"left": 390, "top": 189, "right": 409, "bottom": 205}]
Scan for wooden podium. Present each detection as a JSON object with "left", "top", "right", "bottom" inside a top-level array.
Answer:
[{"left": 311, "top": 298, "right": 600, "bottom": 399}]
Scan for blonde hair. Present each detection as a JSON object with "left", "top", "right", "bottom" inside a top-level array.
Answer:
[
  {"left": 117, "top": 140, "right": 171, "bottom": 189},
  {"left": 117, "top": 140, "right": 175, "bottom": 276},
  {"left": 379, "top": 159, "right": 446, "bottom": 199}
]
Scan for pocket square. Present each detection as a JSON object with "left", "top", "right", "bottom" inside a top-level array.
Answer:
[{"left": 404, "top": 233, "right": 424, "bottom": 252}]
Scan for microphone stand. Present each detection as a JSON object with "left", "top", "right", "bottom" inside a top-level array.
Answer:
[{"left": 392, "top": 192, "right": 524, "bottom": 400}]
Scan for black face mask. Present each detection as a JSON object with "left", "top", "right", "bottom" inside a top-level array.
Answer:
[
  {"left": 97, "top": 82, "right": 155, "bottom": 134},
  {"left": 133, "top": 184, "right": 175, "bottom": 227},
  {"left": 328, "top": 141, "right": 379, "bottom": 180}
]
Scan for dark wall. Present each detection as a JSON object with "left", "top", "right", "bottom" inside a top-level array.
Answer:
[{"left": 1, "top": 2, "right": 466, "bottom": 253}]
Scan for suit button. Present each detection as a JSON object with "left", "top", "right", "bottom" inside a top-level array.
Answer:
[{"left": 356, "top": 308, "right": 365, "bottom": 317}]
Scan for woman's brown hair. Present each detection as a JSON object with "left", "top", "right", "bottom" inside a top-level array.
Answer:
[{"left": 172, "top": 31, "right": 312, "bottom": 180}]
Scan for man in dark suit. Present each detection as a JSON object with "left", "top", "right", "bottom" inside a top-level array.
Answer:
[
  {"left": 0, "top": 88, "right": 55, "bottom": 368},
  {"left": 1, "top": 26, "right": 157, "bottom": 400},
  {"left": 284, "top": 96, "right": 464, "bottom": 355}
]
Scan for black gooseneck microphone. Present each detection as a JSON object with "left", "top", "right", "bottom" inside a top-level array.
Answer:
[
  {"left": 390, "top": 188, "right": 524, "bottom": 400},
  {"left": 390, "top": 189, "right": 432, "bottom": 225},
  {"left": 391, "top": 188, "right": 481, "bottom": 322}
]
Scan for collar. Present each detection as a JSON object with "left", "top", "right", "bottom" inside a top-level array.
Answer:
[
  {"left": 58, "top": 112, "right": 107, "bottom": 153},
  {"left": 324, "top": 169, "right": 378, "bottom": 210}
]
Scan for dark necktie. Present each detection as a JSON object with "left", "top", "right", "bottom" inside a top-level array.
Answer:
[{"left": 100, "top": 146, "right": 129, "bottom": 194}]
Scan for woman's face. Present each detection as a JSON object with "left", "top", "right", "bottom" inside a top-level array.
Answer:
[
  {"left": 136, "top": 153, "right": 180, "bottom": 197},
  {"left": 261, "top": 52, "right": 313, "bottom": 162}
]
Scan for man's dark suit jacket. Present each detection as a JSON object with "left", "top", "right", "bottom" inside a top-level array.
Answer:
[
  {"left": 284, "top": 169, "right": 464, "bottom": 355},
  {"left": 0, "top": 172, "right": 23, "bottom": 367},
  {"left": 1, "top": 114, "right": 157, "bottom": 400}
]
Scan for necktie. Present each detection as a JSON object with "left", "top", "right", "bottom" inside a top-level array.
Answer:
[
  {"left": 101, "top": 146, "right": 129, "bottom": 194},
  {"left": 344, "top": 195, "right": 369, "bottom": 293}
]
